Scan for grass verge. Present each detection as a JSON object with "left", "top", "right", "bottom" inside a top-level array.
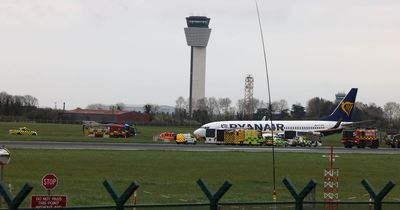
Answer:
[{"left": 4, "top": 149, "right": 400, "bottom": 207}]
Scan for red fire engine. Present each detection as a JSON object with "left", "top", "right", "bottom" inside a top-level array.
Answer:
[{"left": 342, "top": 128, "right": 379, "bottom": 148}]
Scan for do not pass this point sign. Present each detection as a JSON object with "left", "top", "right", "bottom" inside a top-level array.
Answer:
[{"left": 42, "top": 173, "right": 58, "bottom": 191}]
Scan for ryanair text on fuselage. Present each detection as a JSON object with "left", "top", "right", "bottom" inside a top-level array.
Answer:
[{"left": 221, "top": 123, "right": 284, "bottom": 131}]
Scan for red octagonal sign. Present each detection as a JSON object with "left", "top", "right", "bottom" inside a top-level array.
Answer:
[{"left": 42, "top": 173, "right": 58, "bottom": 190}]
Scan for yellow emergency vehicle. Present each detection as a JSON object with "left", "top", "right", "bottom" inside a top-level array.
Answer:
[
  {"left": 9, "top": 127, "right": 38, "bottom": 136},
  {"left": 176, "top": 133, "right": 197, "bottom": 144}
]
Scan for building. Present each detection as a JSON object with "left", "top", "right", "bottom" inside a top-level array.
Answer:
[
  {"left": 63, "top": 108, "right": 150, "bottom": 124},
  {"left": 184, "top": 16, "right": 212, "bottom": 116}
]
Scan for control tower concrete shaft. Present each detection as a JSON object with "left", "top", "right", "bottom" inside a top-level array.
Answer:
[{"left": 184, "top": 16, "right": 211, "bottom": 116}]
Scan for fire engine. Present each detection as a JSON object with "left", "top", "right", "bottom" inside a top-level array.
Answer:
[
  {"left": 342, "top": 127, "right": 379, "bottom": 148},
  {"left": 83, "top": 122, "right": 136, "bottom": 138}
]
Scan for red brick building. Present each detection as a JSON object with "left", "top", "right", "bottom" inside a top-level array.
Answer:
[{"left": 63, "top": 108, "right": 150, "bottom": 124}]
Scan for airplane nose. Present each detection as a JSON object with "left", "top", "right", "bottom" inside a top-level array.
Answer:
[{"left": 193, "top": 128, "right": 206, "bottom": 139}]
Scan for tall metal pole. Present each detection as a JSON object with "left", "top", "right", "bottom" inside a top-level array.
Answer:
[{"left": 254, "top": 0, "right": 276, "bottom": 201}]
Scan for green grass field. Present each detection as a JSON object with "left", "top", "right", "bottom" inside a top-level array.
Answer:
[{"left": 4, "top": 148, "right": 400, "bottom": 207}]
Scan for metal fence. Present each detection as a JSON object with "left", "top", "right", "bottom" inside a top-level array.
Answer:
[
  {"left": 15, "top": 202, "right": 399, "bottom": 210},
  {"left": 0, "top": 178, "right": 398, "bottom": 210}
]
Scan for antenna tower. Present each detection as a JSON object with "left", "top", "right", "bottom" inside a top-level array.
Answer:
[{"left": 244, "top": 74, "right": 255, "bottom": 117}]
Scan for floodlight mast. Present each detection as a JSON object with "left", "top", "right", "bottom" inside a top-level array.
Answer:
[{"left": 254, "top": 0, "right": 277, "bottom": 201}]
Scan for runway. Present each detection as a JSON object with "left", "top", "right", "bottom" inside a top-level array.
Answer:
[{"left": 1, "top": 140, "right": 400, "bottom": 154}]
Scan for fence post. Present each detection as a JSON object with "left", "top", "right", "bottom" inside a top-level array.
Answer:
[
  {"left": 197, "top": 179, "right": 232, "bottom": 210},
  {"left": 103, "top": 179, "right": 140, "bottom": 210},
  {"left": 361, "top": 179, "right": 395, "bottom": 210},
  {"left": 282, "top": 177, "right": 317, "bottom": 210},
  {"left": 0, "top": 182, "right": 33, "bottom": 210}
]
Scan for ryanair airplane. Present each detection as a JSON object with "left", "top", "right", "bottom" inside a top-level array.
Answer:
[{"left": 194, "top": 88, "right": 358, "bottom": 139}]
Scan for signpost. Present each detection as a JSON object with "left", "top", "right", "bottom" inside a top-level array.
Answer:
[
  {"left": 31, "top": 173, "right": 67, "bottom": 208},
  {"left": 31, "top": 195, "right": 67, "bottom": 208},
  {"left": 42, "top": 173, "right": 58, "bottom": 194}
]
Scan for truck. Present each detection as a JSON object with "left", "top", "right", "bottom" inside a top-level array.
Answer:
[
  {"left": 284, "top": 130, "right": 321, "bottom": 147},
  {"left": 264, "top": 136, "right": 289, "bottom": 147},
  {"left": 385, "top": 131, "right": 400, "bottom": 148},
  {"left": 176, "top": 133, "right": 197, "bottom": 144},
  {"left": 223, "top": 129, "right": 245, "bottom": 145},
  {"left": 159, "top": 132, "right": 177, "bottom": 142},
  {"left": 342, "top": 128, "right": 379, "bottom": 148},
  {"left": 205, "top": 128, "right": 263, "bottom": 145},
  {"left": 205, "top": 129, "right": 217, "bottom": 143},
  {"left": 287, "top": 136, "right": 312, "bottom": 147},
  {"left": 243, "top": 130, "right": 263, "bottom": 145},
  {"left": 84, "top": 123, "right": 136, "bottom": 138}
]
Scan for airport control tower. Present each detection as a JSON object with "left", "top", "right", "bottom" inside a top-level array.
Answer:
[{"left": 184, "top": 16, "right": 211, "bottom": 117}]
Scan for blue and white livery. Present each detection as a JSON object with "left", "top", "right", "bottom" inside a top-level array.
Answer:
[{"left": 194, "top": 88, "right": 358, "bottom": 138}]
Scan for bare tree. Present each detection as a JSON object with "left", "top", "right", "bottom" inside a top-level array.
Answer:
[
  {"left": 236, "top": 99, "right": 245, "bottom": 115},
  {"left": 207, "top": 97, "right": 220, "bottom": 116},
  {"left": 175, "top": 96, "right": 186, "bottom": 110},
  {"left": 219, "top": 98, "right": 231, "bottom": 114},
  {"left": 384, "top": 102, "right": 400, "bottom": 127},
  {"left": 196, "top": 98, "right": 208, "bottom": 110},
  {"left": 24, "top": 95, "right": 38, "bottom": 107},
  {"left": 237, "top": 98, "right": 260, "bottom": 119},
  {"left": 174, "top": 96, "right": 187, "bottom": 123},
  {"left": 272, "top": 99, "right": 288, "bottom": 114}
]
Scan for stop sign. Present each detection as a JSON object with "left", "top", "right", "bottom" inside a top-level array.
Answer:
[{"left": 42, "top": 173, "right": 58, "bottom": 190}]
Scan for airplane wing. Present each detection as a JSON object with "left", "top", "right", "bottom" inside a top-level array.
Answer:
[
  {"left": 314, "top": 119, "right": 343, "bottom": 136},
  {"left": 315, "top": 120, "right": 376, "bottom": 137},
  {"left": 317, "top": 127, "right": 344, "bottom": 136},
  {"left": 341, "top": 120, "right": 376, "bottom": 128}
]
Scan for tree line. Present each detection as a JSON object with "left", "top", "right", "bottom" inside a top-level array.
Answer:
[
  {"left": 1, "top": 91, "right": 400, "bottom": 130},
  {"left": 0, "top": 92, "right": 62, "bottom": 121},
  {"left": 162, "top": 96, "right": 400, "bottom": 130}
]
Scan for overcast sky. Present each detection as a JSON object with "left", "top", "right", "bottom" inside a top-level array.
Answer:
[{"left": 1, "top": 0, "right": 399, "bottom": 110}]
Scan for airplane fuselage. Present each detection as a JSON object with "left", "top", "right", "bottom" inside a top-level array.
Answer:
[
  {"left": 194, "top": 88, "right": 358, "bottom": 139},
  {"left": 194, "top": 120, "right": 342, "bottom": 138}
]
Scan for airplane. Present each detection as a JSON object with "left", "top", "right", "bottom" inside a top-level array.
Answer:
[{"left": 193, "top": 88, "right": 358, "bottom": 139}]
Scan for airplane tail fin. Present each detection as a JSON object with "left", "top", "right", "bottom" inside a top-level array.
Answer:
[{"left": 320, "top": 88, "right": 358, "bottom": 122}]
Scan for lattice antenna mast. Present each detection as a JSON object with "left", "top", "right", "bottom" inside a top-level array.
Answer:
[{"left": 244, "top": 74, "right": 255, "bottom": 117}]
